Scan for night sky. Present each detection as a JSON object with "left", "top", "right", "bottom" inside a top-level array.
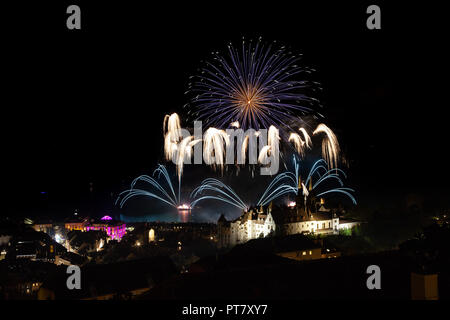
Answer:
[{"left": 2, "top": 1, "right": 447, "bottom": 220}]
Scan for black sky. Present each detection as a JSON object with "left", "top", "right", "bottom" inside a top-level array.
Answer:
[{"left": 2, "top": 1, "right": 447, "bottom": 218}]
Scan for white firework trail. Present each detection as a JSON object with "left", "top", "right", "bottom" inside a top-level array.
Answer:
[
  {"left": 289, "top": 127, "right": 312, "bottom": 158},
  {"left": 175, "top": 136, "right": 201, "bottom": 181},
  {"left": 203, "top": 127, "right": 230, "bottom": 172},
  {"left": 289, "top": 132, "right": 306, "bottom": 157},
  {"left": 163, "top": 113, "right": 182, "bottom": 161},
  {"left": 313, "top": 123, "right": 340, "bottom": 169},
  {"left": 258, "top": 125, "right": 280, "bottom": 170},
  {"left": 299, "top": 127, "right": 312, "bottom": 148}
]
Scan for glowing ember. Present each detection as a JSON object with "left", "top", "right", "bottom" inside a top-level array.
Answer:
[{"left": 288, "top": 201, "right": 296, "bottom": 207}]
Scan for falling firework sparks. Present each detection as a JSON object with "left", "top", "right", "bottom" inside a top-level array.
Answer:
[
  {"left": 289, "top": 133, "right": 305, "bottom": 157},
  {"left": 163, "top": 113, "right": 201, "bottom": 183},
  {"left": 313, "top": 123, "right": 340, "bottom": 169},
  {"left": 289, "top": 127, "right": 312, "bottom": 158},
  {"left": 175, "top": 136, "right": 201, "bottom": 181},
  {"left": 203, "top": 127, "right": 230, "bottom": 171},
  {"left": 163, "top": 113, "right": 182, "bottom": 161},
  {"left": 299, "top": 127, "right": 312, "bottom": 148},
  {"left": 258, "top": 125, "right": 280, "bottom": 170},
  {"left": 257, "top": 145, "right": 271, "bottom": 164},
  {"left": 190, "top": 178, "right": 248, "bottom": 211},
  {"left": 241, "top": 135, "right": 250, "bottom": 164},
  {"left": 187, "top": 38, "right": 318, "bottom": 131}
]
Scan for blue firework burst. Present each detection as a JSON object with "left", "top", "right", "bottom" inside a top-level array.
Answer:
[{"left": 186, "top": 38, "right": 319, "bottom": 131}]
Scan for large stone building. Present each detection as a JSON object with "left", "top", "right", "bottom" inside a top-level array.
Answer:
[
  {"left": 217, "top": 207, "right": 276, "bottom": 248},
  {"left": 218, "top": 180, "right": 361, "bottom": 248}
]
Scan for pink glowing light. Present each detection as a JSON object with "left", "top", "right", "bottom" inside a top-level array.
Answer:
[
  {"left": 85, "top": 222, "right": 126, "bottom": 240},
  {"left": 101, "top": 215, "right": 113, "bottom": 220}
]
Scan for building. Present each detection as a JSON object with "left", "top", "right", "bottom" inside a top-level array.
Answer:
[
  {"left": 228, "top": 234, "right": 341, "bottom": 261},
  {"left": 0, "top": 260, "right": 58, "bottom": 299},
  {"left": 54, "top": 252, "right": 87, "bottom": 266},
  {"left": 144, "top": 251, "right": 417, "bottom": 300},
  {"left": 33, "top": 221, "right": 53, "bottom": 234},
  {"left": 63, "top": 215, "right": 126, "bottom": 241},
  {"left": 218, "top": 180, "right": 361, "bottom": 248},
  {"left": 85, "top": 219, "right": 126, "bottom": 241},
  {"left": 217, "top": 207, "right": 276, "bottom": 248},
  {"left": 64, "top": 216, "right": 88, "bottom": 231}
]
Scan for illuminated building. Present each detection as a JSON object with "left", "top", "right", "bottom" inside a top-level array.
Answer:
[
  {"left": 33, "top": 222, "right": 53, "bottom": 234},
  {"left": 63, "top": 215, "right": 126, "bottom": 241},
  {"left": 218, "top": 190, "right": 361, "bottom": 248},
  {"left": 278, "top": 182, "right": 361, "bottom": 235},
  {"left": 85, "top": 221, "right": 126, "bottom": 241},
  {"left": 65, "top": 218, "right": 88, "bottom": 231},
  {"left": 278, "top": 203, "right": 360, "bottom": 236},
  {"left": 148, "top": 228, "right": 155, "bottom": 242},
  {"left": 217, "top": 206, "right": 276, "bottom": 248}
]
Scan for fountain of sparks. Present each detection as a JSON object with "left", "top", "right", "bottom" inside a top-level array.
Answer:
[
  {"left": 256, "top": 156, "right": 356, "bottom": 207},
  {"left": 190, "top": 178, "right": 248, "bottom": 211},
  {"left": 116, "top": 165, "right": 192, "bottom": 213},
  {"left": 302, "top": 159, "right": 356, "bottom": 204},
  {"left": 256, "top": 155, "right": 300, "bottom": 206}
]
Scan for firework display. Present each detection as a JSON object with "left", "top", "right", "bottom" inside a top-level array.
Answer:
[
  {"left": 313, "top": 123, "right": 341, "bottom": 169},
  {"left": 5, "top": 1, "right": 441, "bottom": 304},
  {"left": 116, "top": 165, "right": 187, "bottom": 209},
  {"left": 190, "top": 178, "right": 248, "bottom": 211},
  {"left": 256, "top": 156, "right": 355, "bottom": 207},
  {"left": 187, "top": 38, "right": 319, "bottom": 131},
  {"left": 119, "top": 39, "right": 354, "bottom": 217}
]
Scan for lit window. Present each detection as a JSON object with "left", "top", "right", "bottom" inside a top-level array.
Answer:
[{"left": 302, "top": 251, "right": 306, "bottom": 256}]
